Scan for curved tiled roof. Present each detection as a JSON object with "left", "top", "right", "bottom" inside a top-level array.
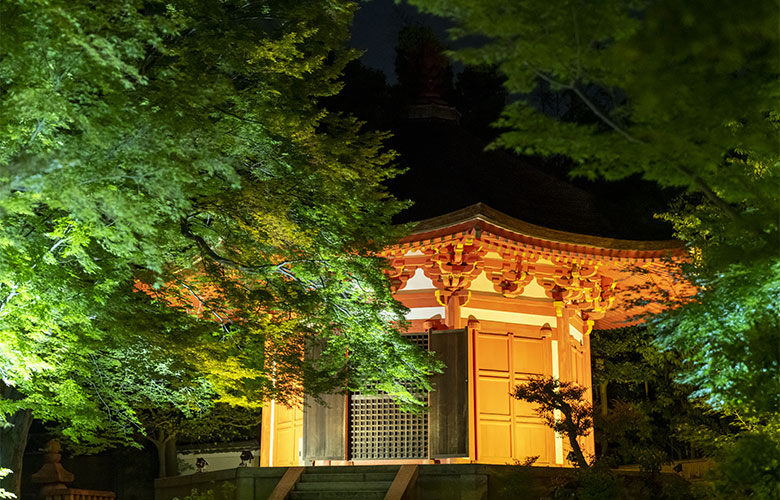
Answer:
[{"left": 404, "top": 203, "right": 684, "bottom": 261}]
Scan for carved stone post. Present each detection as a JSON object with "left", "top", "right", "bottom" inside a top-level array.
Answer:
[{"left": 30, "top": 440, "right": 74, "bottom": 498}]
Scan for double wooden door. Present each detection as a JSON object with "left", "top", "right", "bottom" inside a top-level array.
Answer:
[{"left": 302, "top": 328, "right": 468, "bottom": 462}]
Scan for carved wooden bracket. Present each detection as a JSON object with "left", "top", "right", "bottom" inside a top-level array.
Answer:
[
  {"left": 484, "top": 250, "right": 538, "bottom": 297},
  {"left": 386, "top": 255, "right": 419, "bottom": 292},
  {"left": 423, "top": 236, "right": 485, "bottom": 305},
  {"left": 537, "top": 263, "right": 616, "bottom": 322}
]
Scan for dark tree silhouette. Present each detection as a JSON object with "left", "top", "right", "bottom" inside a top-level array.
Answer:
[{"left": 512, "top": 376, "right": 593, "bottom": 468}]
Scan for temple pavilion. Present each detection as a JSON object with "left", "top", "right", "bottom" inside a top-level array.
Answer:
[
  {"left": 260, "top": 202, "right": 686, "bottom": 467},
  {"left": 260, "top": 64, "right": 688, "bottom": 466}
]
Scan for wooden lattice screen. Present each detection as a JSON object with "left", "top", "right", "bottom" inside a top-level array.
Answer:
[{"left": 349, "top": 333, "right": 429, "bottom": 460}]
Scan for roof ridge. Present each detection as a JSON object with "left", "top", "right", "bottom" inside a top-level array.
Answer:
[{"left": 407, "top": 203, "right": 683, "bottom": 252}]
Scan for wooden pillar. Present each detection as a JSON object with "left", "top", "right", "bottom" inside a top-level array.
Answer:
[
  {"left": 557, "top": 308, "right": 573, "bottom": 384},
  {"left": 541, "top": 323, "right": 556, "bottom": 465},
  {"left": 260, "top": 402, "right": 272, "bottom": 466},
  {"left": 582, "top": 332, "right": 596, "bottom": 458},
  {"left": 446, "top": 295, "right": 461, "bottom": 329},
  {"left": 467, "top": 316, "right": 480, "bottom": 462},
  {"left": 552, "top": 306, "right": 574, "bottom": 465}
]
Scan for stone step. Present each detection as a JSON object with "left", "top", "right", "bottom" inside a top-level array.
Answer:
[
  {"left": 295, "top": 480, "right": 392, "bottom": 492},
  {"left": 299, "top": 472, "right": 396, "bottom": 482},
  {"left": 289, "top": 491, "right": 386, "bottom": 500},
  {"left": 301, "top": 465, "right": 400, "bottom": 474},
  {"left": 290, "top": 466, "right": 398, "bottom": 500}
]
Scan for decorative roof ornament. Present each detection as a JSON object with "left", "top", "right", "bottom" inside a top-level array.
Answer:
[{"left": 395, "top": 25, "right": 460, "bottom": 122}]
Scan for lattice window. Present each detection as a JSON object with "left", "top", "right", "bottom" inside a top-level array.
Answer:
[
  {"left": 404, "top": 333, "right": 429, "bottom": 351},
  {"left": 349, "top": 333, "right": 429, "bottom": 460}
]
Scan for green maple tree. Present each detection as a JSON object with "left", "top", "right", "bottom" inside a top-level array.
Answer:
[{"left": 0, "top": 0, "right": 441, "bottom": 495}]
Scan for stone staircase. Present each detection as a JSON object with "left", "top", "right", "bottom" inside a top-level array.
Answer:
[{"left": 287, "top": 465, "right": 399, "bottom": 500}]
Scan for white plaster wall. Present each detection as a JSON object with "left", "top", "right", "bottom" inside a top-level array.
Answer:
[
  {"left": 405, "top": 306, "right": 446, "bottom": 320},
  {"left": 468, "top": 268, "right": 549, "bottom": 298},
  {"left": 468, "top": 271, "right": 495, "bottom": 293},
  {"left": 402, "top": 268, "right": 435, "bottom": 290},
  {"left": 522, "top": 278, "right": 549, "bottom": 298},
  {"left": 569, "top": 322, "right": 583, "bottom": 343},
  {"left": 178, "top": 447, "right": 260, "bottom": 475}
]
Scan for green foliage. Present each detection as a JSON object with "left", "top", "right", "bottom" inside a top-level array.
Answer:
[
  {"left": 138, "top": 402, "right": 261, "bottom": 449},
  {"left": 0, "top": 468, "right": 14, "bottom": 499},
  {"left": 559, "top": 463, "right": 622, "bottom": 500},
  {"left": 407, "top": 0, "right": 779, "bottom": 493},
  {"left": 548, "top": 462, "right": 696, "bottom": 500},
  {"left": 0, "top": 0, "right": 439, "bottom": 467},
  {"left": 704, "top": 421, "right": 780, "bottom": 500},
  {"left": 497, "top": 457, "right": 565, "bottom": 500},
  {"left": 172, "top": 483, "right": 235, "bottom": 500},
  {"left": 406, "top": 0, "right": 778, "bottom": 201},
  {"left": 593, "top": 328, "right": 779, "bottom": 498},
  {"left": 590, "top": 326, "right": 728, "bottom": 471},
  {"left": 497, "top": 460, "right": 698, "bottom": 500},
  {"left": 406, "top": 0, "right": 780, "bottom": 388},
  {"left": 652, "top": 255, "right": 780, "bottom": 416},
  {"left": 645, "top": 234, "right": 780, "bottom": 496}
]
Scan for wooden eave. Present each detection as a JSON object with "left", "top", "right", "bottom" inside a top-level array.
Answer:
[{"left": 395, "top": 203, "right": 685, "bottom": 263}]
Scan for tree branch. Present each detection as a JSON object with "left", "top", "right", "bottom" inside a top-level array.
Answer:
[
  {"left": 0, "top": 284, "right": 19, "bottom": 317},
  {"left": 26, "top": 119, "right": 45, "bottom": 146},
  {"left": 172, "top": 277, "right": 230, "bottom": 331},
  {"left": 676, "top": 164, "right": 749, "bottom": 227},
  {"left": 532, "top": 70, "right": 642, "bottom": 144},
  {"left": 531, "top": 68, "right": 758, "bottom": 234},
  {"left": 179, "top": 218, "right": 317, "bottom": 277},
  {"left": 180, "top": 219, "right": 264, "bottom": 273}
]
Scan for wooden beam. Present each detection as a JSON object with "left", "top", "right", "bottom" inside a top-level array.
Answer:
[
  {"left": 383, "top": 464, "right": 419, "bottom": 500},
  {"left": 266, "top": 467, "right": 303, "bottom": 500}
]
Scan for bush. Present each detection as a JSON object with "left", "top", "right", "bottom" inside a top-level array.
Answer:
[
  {"left": 172, "top": 482, "right": 235, "bottom": 500},
  {"left": 498, "top": 460, "right": 699, "bottom": 500}
]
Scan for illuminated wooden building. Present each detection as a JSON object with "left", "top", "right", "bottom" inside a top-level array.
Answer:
[
  {"left": 260, "top": 203, "right": 685, "bottom": 467},
  {"left": 260, "top": 44, "right": 685, "bottom": 466}
]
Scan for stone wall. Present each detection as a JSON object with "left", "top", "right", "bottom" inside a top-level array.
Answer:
[{"left": 155, "top": 467, "right": 286, "bottom": 500}]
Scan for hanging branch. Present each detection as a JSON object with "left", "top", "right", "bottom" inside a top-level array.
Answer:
[{"left": 530, "top": 68, "right": 755, "bottom": 234}]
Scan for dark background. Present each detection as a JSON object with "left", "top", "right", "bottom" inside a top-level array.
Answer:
[{"left": 342, "top": 0, "right": 678, "bottom": 240}]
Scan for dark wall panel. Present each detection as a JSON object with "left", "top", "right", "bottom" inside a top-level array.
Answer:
[
  {"left": 302, "top": 392, "right": 346, "bottom": 461},
  {"left": 429, "top": 328, "right": 469, "bottom": 458},
  {"left": 302, "top": 339, "right": 346, "bottom": 461}
]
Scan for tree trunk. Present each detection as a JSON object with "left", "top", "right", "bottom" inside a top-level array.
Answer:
[
  {"left": 0, "top": 384, "right": 33, "bottom": 498},
  {"left": 564, "top": 420, "right": 589, "bottom": 468},
  {"left": 153, "top": 432, "right": 166, "bottom": 479},
  {"left": 164, "top": 436, "right": 178, "bottom": 477},
  {"left": 598, "top": 381, "right": 609, "bottom": 456},
  {"left": 599, "top": 382, "right": 609, "bottom": 416},
  {"left": 148, "top": 430, "right": 177, "bottom": 478}
]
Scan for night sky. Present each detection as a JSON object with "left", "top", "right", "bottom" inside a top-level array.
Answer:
[
  {"left": 350, "top": 0, "right": 452, "bottom": 84},
  {"left": 346, "top": 1, "right": 677, "bottom": 241}
]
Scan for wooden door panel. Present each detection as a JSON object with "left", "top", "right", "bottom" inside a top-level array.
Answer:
[
  {"left": 302, "top": 392, "right": 346, "bottom": 461},
  {"left": 430, "top": 328, "right": 468, "bottom": 458}
]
